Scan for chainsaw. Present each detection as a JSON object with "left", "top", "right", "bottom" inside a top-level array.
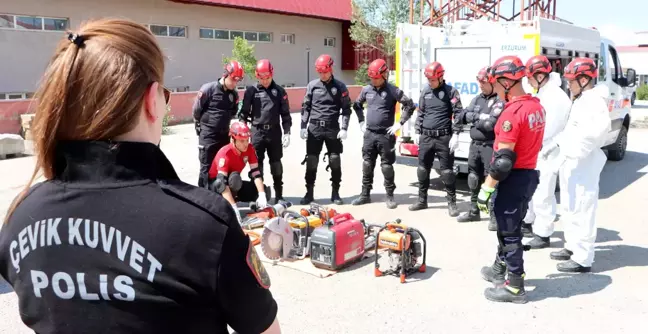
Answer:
[
  {"left": 373, "top": 219, "right": 427, "bottom": 283},
  {"left": 260, "top": 203, "right": 327, "bottom": 260},
  {"left": 240, "top": 202, "right": 291, "bottom": 230}
]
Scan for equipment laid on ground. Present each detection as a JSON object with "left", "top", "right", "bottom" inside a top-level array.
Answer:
[
  {"left": 310, "top": 210, "right": 383, "bottom": 271},
  {"left": 260, "top": 203, "right": 326, "bottom": 260},
  {"left": 241, "top": 202, "right": 291, "bottom": 230},
  {"left": 374, "top": 219, "right": 427, "bottom": 283}
]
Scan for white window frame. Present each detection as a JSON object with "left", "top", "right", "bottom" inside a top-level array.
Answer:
[
  {"left": 168, "top": 86, "right": 190, "bottom": 93},
  {"left": 146, "top": 24, "right": 187, "bottom": 38},
  {"left": 199, "top": 27, "right": 272, "bottom": 43},
  {"left": 324, "top": 37, "right": 336, "bottom": 47},
  {"left": 0, "top": 13, "right": 69, "bottom": 32},
  {"left": 280, "top": 33, "right": 295, "bottom": 45},
  {"left": 0, "top": 92, "right": 31, "bottom": 100},
  {"left": 281, "top": 83, "right": 296, "bottom": 88}
]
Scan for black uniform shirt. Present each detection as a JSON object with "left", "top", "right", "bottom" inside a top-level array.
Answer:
[
  {"left": 456, "top": 93, "right": 503, "bottom": 142},
  {"left": 192, "top": 80, "right": 239, "bottom": 138},
  {"left": 300, "top": 76, "right": 352, "bottom": 130},
  {"left": 416, "top": 82, "right": 463, "bottom": 133},
  {"left": 0, "top": 141, "right": 277, "bottom": 334},
  {"left": 353, "top": 83, "right": 415, "bottom": 132},
  {"left": 239, "top": 81, "right": 292, "bottom": 134}
]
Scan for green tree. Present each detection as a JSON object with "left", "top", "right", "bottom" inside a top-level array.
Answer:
[
  {"left": 223, "top": 37, "right": 257, "bottom": 83},
  {"left": 355, "top": 62, "right": 370, "bottom": 85},
  {"left": 350, "top": 0, "right": 430, "bottom": 57}
]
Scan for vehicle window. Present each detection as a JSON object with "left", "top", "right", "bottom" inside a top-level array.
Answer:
[
  {"left": 599, "top": 42, "right": 608, "bottom": 82},
  {"left": 608, "top": 45, "right": 622, "bottom": 84}
]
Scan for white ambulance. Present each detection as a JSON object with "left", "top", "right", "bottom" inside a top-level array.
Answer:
[{"left": 394, "top": 17, "right": 637, "bottom": 173}]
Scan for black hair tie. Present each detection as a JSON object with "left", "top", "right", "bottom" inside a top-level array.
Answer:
[{"left": 67, "top": 33, "right": 85, "bottom": 47}]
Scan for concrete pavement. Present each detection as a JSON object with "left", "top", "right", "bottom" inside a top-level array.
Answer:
[{"left": 1, "top": 113, "right": 648, "bottom": 333}]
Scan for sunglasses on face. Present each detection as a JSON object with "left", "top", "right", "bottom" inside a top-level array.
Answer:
[{"left": 162, "top": 86, "right": 171, "bottom": 105}]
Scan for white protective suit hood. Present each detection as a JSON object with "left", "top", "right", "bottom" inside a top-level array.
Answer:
[
  {"left": 558, "top": 83, "right": 611, "bottom": 160},
  {"left": 537, "top": 72, "right": 572, "bottom": 150}
]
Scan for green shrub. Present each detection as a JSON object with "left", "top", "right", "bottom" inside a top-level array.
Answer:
[
  {"left": 355, "top": 62, "right": 370, "bottom": 86},
  {"left": 636, "top": 84, "right": 648, "bottom": 101},
  {"left": 162, "top": 105, "right": 174, "bottom": 135}
]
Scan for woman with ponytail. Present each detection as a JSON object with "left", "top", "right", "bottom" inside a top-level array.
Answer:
[{"left": 0, "top": 19, "right": 280, "bottom": 334}]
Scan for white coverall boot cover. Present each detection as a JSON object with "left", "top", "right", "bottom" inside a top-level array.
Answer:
[
  {"left": 525, "top": 72, "right": 572, "bottom": 246},
  {"left": 557, "top": 84, "right": 611, "bottom": 270}
]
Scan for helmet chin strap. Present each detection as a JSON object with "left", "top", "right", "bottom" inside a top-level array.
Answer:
[{"left": 573, "top": 75, "right": 592, "bottom": 100}]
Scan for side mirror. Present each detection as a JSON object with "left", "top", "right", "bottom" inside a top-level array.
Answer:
[{"left": 626, "top": 68, "right": 637, "bottom": 87}]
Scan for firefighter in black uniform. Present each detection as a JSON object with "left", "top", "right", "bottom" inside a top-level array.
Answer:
[
  {"left": 0, "top": 21, "right": 281, "bottom": 334},
  {"left": 455, "top": 67, "right": 504, "bottom": 230},
  {"left": 239, "top": 59, "right": 292, "bottom": 204},
  {"left": 299, "top": 54, "right": 353, "bottom": 205},
  {"left": 409, "top": 61, "right": 463, "bottom": 216},
  {"left": 193, "top": 60, "right": 244, "bottom": 188},
  {"left": 350, "top": 59, "right": 416, "bottom": 209}
]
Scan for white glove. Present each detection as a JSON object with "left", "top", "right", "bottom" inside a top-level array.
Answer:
[
  {"left": 478, "top": 113, "right": 490, "bottom": 120},
  {"left": 231, "top": 203, "right": 243, "bottom": 225},
  {"left": 300, "top": 128, "right": 308, "bottom": 140},
  {"left": 256, "top": 192, "right": 268, "bottom": 208},
  {"left": 413, "top": 133, "right": 420, "bottom": 145},
  {"left": 359, "top": 121, "right": 366, "bottom": 133},
  {"left": 282, "top": 134, "right": 290, "bottom": 148},
  {"left": 337, "top": 130, "right": 348, "bottom": 140},
  {"left": 387, "top": 123, "right": 402, "bottom": 135},
  {"left": 449, "top": 134, "right": 459, "bottom": 153}
]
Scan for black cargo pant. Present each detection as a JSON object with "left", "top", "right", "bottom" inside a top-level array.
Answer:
[
  {"left": 361, "top": 129, "right": 396, "bottom": 195},
  {"left": 197, "top": 132, "right": 229, "bottom": 188},
  {"left": 303, "top": 120, "right": 343, "bottom": 190},
  {"left": 251, "top": 125, "right": 284, "bottom": 196},
  {"left": 235, "top": 181, "right": 271, "bottom": 203},
  {"left": 491, "top": 169, "right": 539, "bottom": 275},
  {"left": 467, "top": 140, "right": 494, "bottom": 204},
  {"left": 416, "top": 128, "right": 456, "bottom": 201}
]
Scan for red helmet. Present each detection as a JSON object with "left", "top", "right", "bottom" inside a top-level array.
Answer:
[
  {"left": 564, "top": 57, "right": 597, "bottom": 81},
  {"left": 315, "top": 54, "right": 334, "bottom": 73},
  {"left": 424, "top": 62, "right": 445, "bottom": 79},
  {"left": 229, "top": 121, "right": 251, "bottom": 140},
  {"left": 489, "top": 56, "right": 526, "bottom": 83},
  {"left": 224, "top": 60, "right": 244, "bottom": 81},
  {"left": 476, "top": 66, "right": 490, "bottom": 82},
  {"left": 255, "top": 59, "right": 273, "bottom": 80},
  {"left": 525, "top": 55, "right": 552, "bottom": 78},
  {"left": 367, "top": 59, "right": 389, "bottom": 79}
]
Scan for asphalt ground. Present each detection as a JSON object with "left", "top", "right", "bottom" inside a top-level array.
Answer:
[{"left": 1, "top": 113, "right": 647, "bottom": 333}]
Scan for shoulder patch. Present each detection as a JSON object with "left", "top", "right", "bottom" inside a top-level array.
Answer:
[
  {"left": 218, "top": 158, "right": 225, "bottom": 168},
  {"left": 342, "top": 90, "right": 348, "bottom": 97},
  {"left": 451, "top": 97, "right": 458, "bottom": 105},
  {"left": 502, "top": 120, "right": 512, "bottom": 132},
  {"left": 246, "top": 240, "right": 271, "bottom": 289}
]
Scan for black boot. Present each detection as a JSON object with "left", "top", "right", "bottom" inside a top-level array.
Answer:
[
  {"left": 488, "top": 211, "right": 497, "bottom": 231},
  {"left": 521, "top": 222, "right": 534, "bottom": 238},
  {"left": 331, "top": 186, "right": 343, "bottom": 205},
  {"left": 352, "top": 188, "right": 371, "bottom": 206},
  {"left": 300, "top": 186, "right": 314, "bottom": 205},
  {"left": 527, "top": 235, "right": 550, "bottom": 249},
  {"left": 447, "top": 196, "right": 459, "bottom": 217},
  {"left": 408, "top": 197, "right": 428, "bottom": 211},
  {"left": 550, "top": 248, "right": 573, "bottom": 261},
  {"left": 272, "top": 185, "right": 284, "bottom": 205},
  {"left": 385, "top": 193, "right": 397, "bottom": 209},
  {"left": 480, "top": 256, "right": 507, "bottom": 285},
  {"left": 484, "top": 272, "right": 527, "bottom": 304},
  {"left": 457, "top": 203, "right": 480, "bottom": 223},
  {"left": 557, "top": 259, "right": 591, "bottom": 273}
]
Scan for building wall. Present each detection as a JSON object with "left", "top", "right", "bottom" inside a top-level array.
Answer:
[{"left": 0, "top": 0, "right": 356, "bottom": 96}]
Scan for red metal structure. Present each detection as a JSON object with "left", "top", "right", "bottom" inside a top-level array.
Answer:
[{"left": 408, "top": 0, "right": 569, "bottom": 26}]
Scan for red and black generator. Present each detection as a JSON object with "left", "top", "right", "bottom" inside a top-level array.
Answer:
[{"left": 310, "top": 212, "right": 367, "bottom": 271}]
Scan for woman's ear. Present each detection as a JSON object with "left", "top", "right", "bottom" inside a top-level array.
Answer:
[{"left": 144, "top": 82, "right": 160, "bottom": 123}]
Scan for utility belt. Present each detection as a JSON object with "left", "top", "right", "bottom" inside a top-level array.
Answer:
[
  {"left": 309, "top": 119, "right": 339, "bottom": 128},
  {"left": 420, "top": 128, "right": 451, "bottom": 137},
  {"left": 253, "top": 123, "right": 278, "bottom": 130},
  {"left": 471, "top": 139, "right": 494, "bottom": 147},
  {"left": 367, "top": 127, "right": 389, "bottom": 135}
]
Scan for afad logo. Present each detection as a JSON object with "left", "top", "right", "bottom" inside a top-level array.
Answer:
[{"left": 447, "top": 81, "right": 479, "bottom": 95}]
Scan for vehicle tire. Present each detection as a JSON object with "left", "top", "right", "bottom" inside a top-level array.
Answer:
[
  {"left": 631, "top": 92, "right": 636, "bottom": 106},
  {"left": 607, "top": 126, "right": 628, "bottom": 161}
]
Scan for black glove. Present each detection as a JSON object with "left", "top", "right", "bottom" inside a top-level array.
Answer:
[{"left": 194, "top": 121, "right": 201, "bottom": 136}]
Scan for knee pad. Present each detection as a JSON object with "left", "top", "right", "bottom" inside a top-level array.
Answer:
[
  {"left": 306, "top": 155, "right": 319, "bottom": 171},
  {"left": 381, "top": 164, "right": 394, "bottom": 180},
  {"left": 270, "top": 161, "right": 283, "bottom": 176},
  {"left": 210, "top": 174, "right": 227, "bottom": 193},
  {"left": 440, "top": 169, "right": 456, "bottom": 185},
  {"left": 228, "top": 172, "right": 243, "bottom": 192},
  {"left": 329, "top": 153, "right": 341, "bottom": 170},
  {"left": 416, "top": 166, "right": 429, "bottom": 181},
  {"left": 467, "top": 172, "right": 480, "bottom": 190},
  {"left": 362, "top": 160, "right": 375, "bottom": 174}
]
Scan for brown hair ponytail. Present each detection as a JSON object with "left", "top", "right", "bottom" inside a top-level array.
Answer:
[{"left": 4, "top": 18, "right": 165, "bottom": 224}]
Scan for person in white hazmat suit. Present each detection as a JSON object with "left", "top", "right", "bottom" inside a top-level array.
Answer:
[
  {"left": 520, "top": 55, "right": 572, "bottom": 243},
  {"left": 541, "top": 57, "right": 611, "bottom": 273}
]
